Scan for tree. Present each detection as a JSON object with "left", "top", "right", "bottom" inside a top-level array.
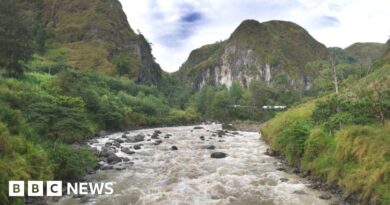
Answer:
[
  {"left": 112, "top": 54, "right": 141, "bottom": 77},
  {"left": 195, "top": 85, "right": 216, "bottom": 115},
  {"left": 329, "top": 55, "right": 339, "bottom": 95},
  {"left": 370, "top": 82, "right": 390, "bottom": 126},
  {"left": 229, "top": 81, "right": 243, "bottom": 105},
  {"left": 249, "top": 80, "right": 275, "bottom": 106},
  {"left": 0, "top": 1, "right": 34, "bottom": 77},
  {"left": 211, "top": 89, "right": 230, "bottom": 121}
]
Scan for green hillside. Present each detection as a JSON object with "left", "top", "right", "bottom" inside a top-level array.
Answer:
[
  {"left": 15, "top": 0, "right": 162, "bottom": 84},
  {"left": 345, "top": 42, "right": 385, "bottom": 65},
  {"left": 261, "top": 40, "right": 390, "bottom": 204},
  {"left": 0, "top": 1, "right": 195, "bottom": 204}
]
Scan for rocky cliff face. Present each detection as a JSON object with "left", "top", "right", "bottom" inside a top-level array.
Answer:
[
  {"left": 18, "top": 0, "right": 161, "bottom": 84},
  {"left": 175, "top": 20, "right": 329, "bottom": 91}
]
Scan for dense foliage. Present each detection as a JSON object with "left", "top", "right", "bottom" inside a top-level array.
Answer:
[
  {"left": 261, "top": 54, "right": 390, "bottom": 204},
  {"left": 0, "top": 1, "right": 34, "bottom": 77},
  {"left": 0, "top": 2, "right": 388, "bottom": 205},
  {"left": 0, "top": 69, "right": 199, "bottom": 204}
]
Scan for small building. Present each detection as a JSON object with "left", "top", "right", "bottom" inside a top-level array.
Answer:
[{"left": 262, "top": 105, "right": 287, "bottom": 110}]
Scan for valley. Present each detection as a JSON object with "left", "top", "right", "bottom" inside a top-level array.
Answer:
[{"left": 0, "top": 0, "right": 389, "bottom": 205}]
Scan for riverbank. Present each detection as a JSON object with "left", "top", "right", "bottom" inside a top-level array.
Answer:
[
  {"left": 51, "top": 124, "right": 335, "bottom": 205},
  {"left": 262, "top": 147, "right": 355, "bottom": 205},
  {"left": 261, "top": 100, "right": 390, "bottom": 205},
  {"left": 228, "top": 120, "right": 353, "bottom": 204}
]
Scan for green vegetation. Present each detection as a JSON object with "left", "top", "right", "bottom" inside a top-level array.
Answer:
[
  {"left": 13, "top": 0, "right": 162, "bottom": 83},
  {"left": 345, "top": 42, "right": 385, "bottom": 65},
  {"left": 0, "top": 69, "right": 200, "bottom": 204},
  {"left": 0, "top": 1, "right": 34, "bottom": 77},
  {"left": 189, "top": 82, "right": 283, "bottom": 122},
  {"left": 0, "top": 2, "right": 389, "bottom": 204},
  {"left": 261, "top": 46, "right": 390, "bottom": 204}
]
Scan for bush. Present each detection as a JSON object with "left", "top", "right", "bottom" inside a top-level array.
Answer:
[
  {"left": 25, "top": 101, "right": 92, "bottom": 143},
  {"left": 0, "top": 122, "right": 52, "bottom": 204},
  {"left": 303, "top": 128, "right": 335, "bottom": 162},
  {"left": 312, "top": 95, "right": 378, "bottom": 131},
  {"left": 276, "top": 119, "right": 313, "bottom": 165},
  {"left": 48, "top": 143, "right": 97, "bottom": 181}
]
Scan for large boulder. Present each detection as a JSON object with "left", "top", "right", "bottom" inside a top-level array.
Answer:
[
  {"left": 126, "top": 134, "right": 145, "bottom": 143},
  {"left": 171, "top": 146, "right": 178, "bottom": 150},
  {"left": 153, "top": 140, "right": 163, "bottom": 145},
  {"left": 133, "top": 145, "right": 141, "bottom": 150},
  {"left": 211, "top": 152, "right": 227, "bottom": 159},
  {"left": 151, "top": 133, "right": 160, "bottom": 139},
  {"left": 113, "top": 142, "right": 120, "bottom": 148},
  {"left": 121, "top": 147, "right": 135, "bottom": 155},
  {"left": 100, "top": 148, "right": 114, "bottom": 158},
  {"left": 114, "top": 138, "right": 124, "bottom": 143},
  {"left": 107, "top": 153, "right": 121, "bottom": 164}
]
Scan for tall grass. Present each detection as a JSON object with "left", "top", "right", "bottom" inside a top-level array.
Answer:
[{"left": 261, "top": 101, "right": 390, "bottom": 204}]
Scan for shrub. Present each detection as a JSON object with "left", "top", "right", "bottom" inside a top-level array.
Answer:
[
  {"left": 48, "top": 143, "right": 97, "bottom": 181},
  {"left": 0, "top": 122, "right": 52, "bottom": 204},
  {"left": 277, "top": 119, "right": 313, "bottom": 165}
]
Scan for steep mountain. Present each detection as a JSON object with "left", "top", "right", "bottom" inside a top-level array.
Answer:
[
  {"left": 17, "top": 0, "right": 162, "bottom": 84},
  {"left": 175, "top": 20, "right": 329, "bottom": 91},
  {"left": 345, "top": 42, "right": 385, "bottom": 65}
]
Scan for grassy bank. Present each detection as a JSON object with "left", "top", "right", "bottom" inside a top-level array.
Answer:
[
  {"left": 0, "top": 70, "right": 200, "bottom": 204},
  {"left": 261, "top": 98, "right": 390, "bottom": 204}
]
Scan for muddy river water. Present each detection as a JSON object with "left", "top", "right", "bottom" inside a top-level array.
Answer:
[{"left": 53, "top": 124, "right": 334, "bottom": 205}]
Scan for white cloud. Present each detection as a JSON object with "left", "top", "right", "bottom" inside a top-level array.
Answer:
[{"left": 119, "top": 0, "right": 390, "bottom": 72}]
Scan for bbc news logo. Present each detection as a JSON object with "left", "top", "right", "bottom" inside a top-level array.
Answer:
[{"left": 9, "top": 181, "right": 114, "bottom": 197}]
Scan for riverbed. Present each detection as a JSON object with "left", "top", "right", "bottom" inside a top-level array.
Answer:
[{"left": 52, "top": 124, "right": 334, "bottom": 205}]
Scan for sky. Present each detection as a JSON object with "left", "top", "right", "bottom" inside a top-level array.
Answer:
[{"left": 119, "top": 0, "right": 390, "bottom": 72}]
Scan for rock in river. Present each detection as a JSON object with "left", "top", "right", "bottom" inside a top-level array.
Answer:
[
  {"left": 100, "top": 148, "right": 114, "bottom": 157},
  {"left": 121, "top": 147, "right": 135, "bottom": 155},
  {"left": 171, "top": 145, "right": 178, "bottom": 150},
  {"left": 201, "top": 145, "right": 215, "bottom": 150},
  {"left": 114, "top": 138, "right": 124, "bottom": 143},
  {"left": 133, "top": 145, "right": 141, "bottom": 150},
  {"left": 151, "top": 134, "right": 159, "bottom": 139},
  {"left": 153, "top": 140, "right": 163, "bottom": 145},
  {"left": 211, "top": 152, "right": 227, "bottom": 159},
  {"left": 107, "top": 153, "right": 121, "bottom": 164},
  {"left": 319, "top": 193, "right": 332, "bottom": 200},
  {"left": 126, "top": 134, "right": 145, "bottom": 143}
]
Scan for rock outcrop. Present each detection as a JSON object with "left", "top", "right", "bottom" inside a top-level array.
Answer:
[{"left": 175, "top": 20, "right": 329, "bottom": 92}]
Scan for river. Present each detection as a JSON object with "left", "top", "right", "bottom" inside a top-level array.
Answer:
[{"left": 52, "top": 124, "right": 334, "bottom": 205}]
